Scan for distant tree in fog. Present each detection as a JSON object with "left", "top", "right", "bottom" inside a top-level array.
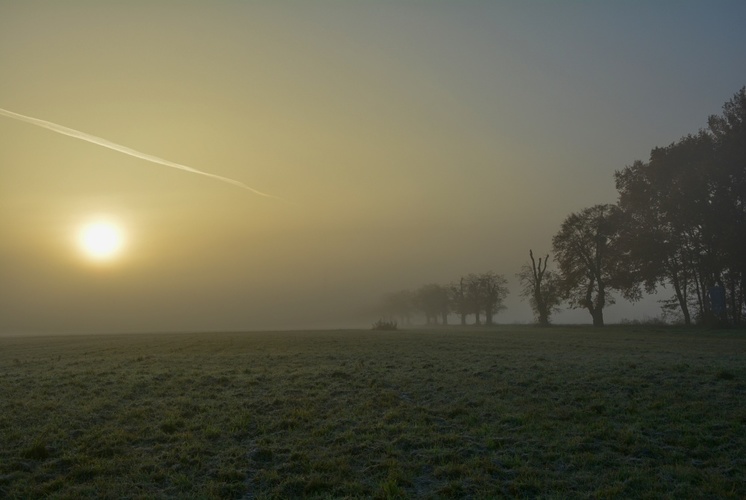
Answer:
[
  {"left": 477, "top": 272, "right": 509, "bottom": 325},
  {"left": 379, "top": 273, "right": 508, "bottom": 327},
  {"left": 462, "top": 272, "right": 509, "bottom": 325},
  {"left": 450, "top": 277, "right": 471, "bottom": 325},
  {"left": 464, "top": 274, "right": 485, "bottom": 324},
  {"left": 379, "top": 289, "right": 416, "bottom": 325},
  {"left": 517, "top": 250, "right": 561, "bottom": 326},
  {"left": 416, "top": 284, "right": 450, "bottom": 325}
]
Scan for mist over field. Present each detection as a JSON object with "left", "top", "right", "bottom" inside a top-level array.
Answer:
[{"left": 1, "top": 2, "right": 746, "bottom": 334}]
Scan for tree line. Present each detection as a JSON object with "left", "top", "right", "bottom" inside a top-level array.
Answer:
[
  {"left": 379, "top": 87, "right": 746, "bottom": 328},
  {"left": 378, "top": 272, "right": 510, "bottom": 327},
  {"left": 557, "top": 87, "right": 746, "bottom": 327}
]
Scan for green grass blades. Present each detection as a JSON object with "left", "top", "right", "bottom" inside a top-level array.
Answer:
[{"left": 0, "top": 326, "right": 744, "bottom": 498}]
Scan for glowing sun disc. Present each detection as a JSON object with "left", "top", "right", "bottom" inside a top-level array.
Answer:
[{"left": 78, "top": 221, "right": 124, "bottom": 261}]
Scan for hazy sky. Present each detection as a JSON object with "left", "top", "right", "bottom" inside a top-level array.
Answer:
[{"left": 2, "top": 1, "right": 745, "bottom": 334}]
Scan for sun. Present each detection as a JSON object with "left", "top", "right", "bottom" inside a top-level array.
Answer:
[{"left": 78, "top": 220, "right": 125, "bottom": 262}]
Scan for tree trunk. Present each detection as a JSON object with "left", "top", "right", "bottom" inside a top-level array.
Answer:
[
  {"left": 460, "top": 313, "right": 466, "bottom": 325},
  {"left": 693, "top": 268, "right": 705, "bottom": 321},
  {"left": 670, "top": 273, "right": 692, "bottom": 326},
  {"left": 593, "top": 282, "right": 606, "bottom": 327},
  {"left": 740, "top": 273, "right": 746, "bottom": 326},
  {"left": 590, "top": 307, "right": 605, "bottom": 327},
  {"left": 535, "top": 291, "right": 549, "bottom": 326},
  {"left": 728, "top": 277, "right": 739, "bottom": 326},
  {"left": 587, "top": 281, "right": 605, "bottom": 327},
  {"left": 537, "top": 309, "right": 549, "bottom": 326}
]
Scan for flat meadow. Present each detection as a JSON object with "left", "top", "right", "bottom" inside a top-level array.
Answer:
[{"left": 0, "top": 326, "right": 744, "bottom": 498}]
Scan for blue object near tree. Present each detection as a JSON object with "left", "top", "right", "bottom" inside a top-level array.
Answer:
[{"left": 709, "top": 286, "right": 726, "bottom": 315}]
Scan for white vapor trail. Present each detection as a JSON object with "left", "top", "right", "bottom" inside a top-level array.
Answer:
[{"left": 0, "top": 107, "right": 285, "bottom": 201}]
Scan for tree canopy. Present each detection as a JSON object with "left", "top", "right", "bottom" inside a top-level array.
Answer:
[{"left": 615, "top": 87, "right": 746, "bottom": 325}]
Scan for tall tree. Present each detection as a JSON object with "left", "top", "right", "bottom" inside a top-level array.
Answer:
[
  {"left": 552, "top": 204, "right": 639, "bottom": 327},
  {"left": 517, "top": 250, "right": 561, "bottom": 326},
  {"left": 615, "top": 88, "right": 746, "bottom": 325}
]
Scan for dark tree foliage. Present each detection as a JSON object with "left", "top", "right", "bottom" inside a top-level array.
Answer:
[
  {"left": 615, "top": 87, "right": 746, "bottom": 325},
  {"left": 614, "top": 134, "right": 714, "bottom": 325},
  {"left": 552, "top": 204, "right": 639, "bottom": 327},
  {"left": 708, "top": 87, "right": 746, "bottom": 325},
  {"left": 517, "top": 250, "right": 561, "bottom": 326}
]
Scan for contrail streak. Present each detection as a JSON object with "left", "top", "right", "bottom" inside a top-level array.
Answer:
[{"left": 0, "top": 107, "right": 285, "bottom": 201}]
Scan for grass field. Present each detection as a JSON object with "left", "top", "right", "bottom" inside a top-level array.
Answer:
[{"left": 1, "top": 326, "right": 744, "bottom": 498}]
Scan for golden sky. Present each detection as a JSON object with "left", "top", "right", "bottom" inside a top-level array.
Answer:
[{"left": 2, "top": 2, "right": 745, "bottom": 333}]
